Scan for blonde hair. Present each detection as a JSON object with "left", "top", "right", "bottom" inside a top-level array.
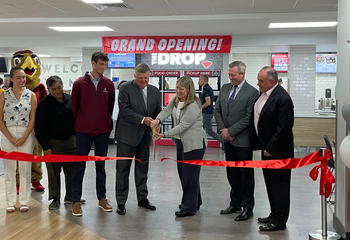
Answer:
[{"left": 175, "top": 76, "right": 201, "bottom": 109}]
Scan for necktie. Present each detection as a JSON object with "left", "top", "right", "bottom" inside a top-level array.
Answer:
[
  {"left": 227, "top": 85, "right": 238, "bottom": 106},
  {"left": 141, "top": 88, "right": 147, "bottom": 110}
]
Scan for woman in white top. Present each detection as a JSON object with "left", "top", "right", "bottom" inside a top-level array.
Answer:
[
  {"left": 0, "top": 67, "right": 37, "bottom": 213},
  {"left": 151, "top": 76, "right": 207, "bottom": 217}
]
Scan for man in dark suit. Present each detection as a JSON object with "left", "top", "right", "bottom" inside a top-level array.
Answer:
[
  {"left": 252, "top": 66, "right": 294, "bottom": 231},
  {"left": 215, "top": 61, "right": 259, "bottom": 221},
  {"left": 115, "top": 63, "right": 161, "bottom": 215}
]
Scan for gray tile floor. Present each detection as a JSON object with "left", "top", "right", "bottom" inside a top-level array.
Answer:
[{"left": 30, "top": 145, "right": 335, "bottom": 240}]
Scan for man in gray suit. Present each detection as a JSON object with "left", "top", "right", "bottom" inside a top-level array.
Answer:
[
  {"left": 115, "top": 63, "right": 161, "bottom": 215},
  {"left": 215, "top": 61, "right": 259, "bottom": 221}
]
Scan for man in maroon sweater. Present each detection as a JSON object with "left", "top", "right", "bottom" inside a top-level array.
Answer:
[{"left": 71, "top": 52, "right": 115, "bottom": 216}]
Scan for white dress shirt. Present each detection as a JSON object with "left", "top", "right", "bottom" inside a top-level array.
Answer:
[{"left": 254, "top": 83, "right": 278, "bottom": 135}]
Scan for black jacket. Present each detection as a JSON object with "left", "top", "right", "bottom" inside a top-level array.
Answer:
[{"left": 251, "top": 85, "right": 294, "bottom": 158}]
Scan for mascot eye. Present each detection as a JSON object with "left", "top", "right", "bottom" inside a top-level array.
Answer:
[
  {"left": 33, "top": 56, "right": 41, "bottom": 65},
  {"left": 13, "top": 57, "right": 21, "bottom": 66}
]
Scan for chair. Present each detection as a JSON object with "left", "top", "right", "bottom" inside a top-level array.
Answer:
[{"left": 323, "top": 135, "right": 335, "bottom": 204}]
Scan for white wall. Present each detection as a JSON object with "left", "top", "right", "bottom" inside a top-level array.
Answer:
[
  {"left": 40, "top": 57, "right": 82, "bottom": 90},
  {"left": 315, "top": 74, "right": 336, "bottom": 108}
]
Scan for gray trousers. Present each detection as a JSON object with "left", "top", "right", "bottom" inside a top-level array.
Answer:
[
  {"left": 46, "top": 136, "right": 75, "bottom": 201},
  {"left": 116, "top": 133, "right": 150, "bottom": 206},
  {"left": 202, "top": 113, "right": 222, "bottom": 142}
]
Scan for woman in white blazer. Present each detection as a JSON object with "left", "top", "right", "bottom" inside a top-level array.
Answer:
[{"left": 151, "top": 76, "right": 207, "bottom": 217}]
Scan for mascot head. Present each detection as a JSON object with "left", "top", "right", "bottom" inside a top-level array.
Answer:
[{"left": 11, "top": 50, "right": 42, "bottom": 90}]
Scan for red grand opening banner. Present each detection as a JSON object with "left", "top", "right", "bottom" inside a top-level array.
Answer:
[{"left": 102, "top": 35, "right": 232, "bottom": 54}]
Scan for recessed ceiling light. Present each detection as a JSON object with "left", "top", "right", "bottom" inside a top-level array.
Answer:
[
  {"left": 49, "top": 26, "right": 114, "bottom": 32},
  {"left": 269, "top": 22, "right": 338, "bottom": 28},
  {"left": 81, "top": 0, "right": 124, "bottom": 3}
]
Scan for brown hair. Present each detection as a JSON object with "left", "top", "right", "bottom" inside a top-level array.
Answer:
[
  {"left": 91, "top": 51, "right": 109, "bottom": 63},
  {"left": 175, "top": 76, "right": 200, "bottom": 110},
  {"left": 10, "top": 67, "right": 24, "bottom": 78}
]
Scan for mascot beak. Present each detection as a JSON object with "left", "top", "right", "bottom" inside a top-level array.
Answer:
[{"left": 21, "top": 55, "right": 37, "bottom": 76}]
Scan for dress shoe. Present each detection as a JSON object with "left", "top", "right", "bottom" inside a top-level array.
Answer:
[
  {"left": 138, "top": 199, "right": 156, "bottom": 210},
  {"left": 178, "top": 204, "right": 200, "bottom": 211},
  {"left": 259, "top": 223, "right": 286, "bottom": 232},
  {"left": 99, "top": 198, "right": 113, "bottom": 212},
  {"left": 31, "top": 181, "right": 45, "bottom": 192},
  {"left": 72, "top": 202, "right": 82, "bottom": 217},
  {"left": 49, "top": 199, "right": 60, "bottom": 210},
  {"left": 116, "top": 205, "right": 126, "bottom": 215},
  {"left": 64, "top": 199, "right": 86, "bottom": 205},
  {"left": 257, "top": 216, "right": 271, "bottom": 224},
  {"left": 234, "top": 208, "right": 253, "bottom": 221},
  {"left": 175, "top": 210, "right": 195, "bottom": 218},
  {"left": 220, "top": 206, "right": 241, "bottom": 215}
]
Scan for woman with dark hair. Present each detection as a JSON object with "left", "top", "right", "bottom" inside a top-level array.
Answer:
[
  {"left": 0, "top": 67, "right": 37, "bottom": 213},
  {"left": 151, "top": 76, "right": 207, "bottom": 217}
]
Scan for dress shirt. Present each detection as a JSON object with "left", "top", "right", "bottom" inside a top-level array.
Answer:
[
  {"left": 89, "top": 72, "right": 101, "bottom": 88},
  {"left": 254, "top": 83, "right": 278, "bottom": 135}
]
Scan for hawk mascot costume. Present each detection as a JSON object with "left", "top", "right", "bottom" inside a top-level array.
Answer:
[{"left": 12, "top": 50, "right": 47, "bottom": 192}]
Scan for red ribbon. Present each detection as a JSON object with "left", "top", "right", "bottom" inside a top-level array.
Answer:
[
  {"left": 0, "top": 150, "right": 138, "bottom": 163},
  {"left": 1, "top": 149, "right": 335, "bottom": 197},
  {"left": 162, "top": 149, "right": 335, "bottom": 197},
  {"left": 161, "top": 151, "right": 322, "bottom": 169},
  {"left": 309, "top": 149, "right": 335, "bottom": 198}
]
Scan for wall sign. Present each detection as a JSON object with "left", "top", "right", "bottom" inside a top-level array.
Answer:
[
  {"left": 102, "top": 35, "right": 232, "bottom": 54},
  {"left": 151, "top": 71, "right": 181, "bottom": 77},
  {"left": 141, "top": 53, "right": 223, "bottom": 70},
  {"left": 184, "top": 70, "right": 221, "bottom": 77},
  {"left": 41, "top": 58, "right": 82, "bottom": 89}
]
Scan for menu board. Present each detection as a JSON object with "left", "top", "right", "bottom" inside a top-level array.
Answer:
[
  {"left": 108, "top": 53, "right": 136, "bottom": 68},
  {"left": 271, "top": 53, "right": 289, "bottom": 72},
  {"left": 316, "top": 53, "right": 337, "bottom": 73}
]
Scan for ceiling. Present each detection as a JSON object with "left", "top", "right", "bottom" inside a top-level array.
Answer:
[{"left": 0, "top": 0, "right": 338, "bottom": 57}]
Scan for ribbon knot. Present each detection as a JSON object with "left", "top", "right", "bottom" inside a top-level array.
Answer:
[{"left": 309, "top": 149, "right": 335, "bottom": 198}]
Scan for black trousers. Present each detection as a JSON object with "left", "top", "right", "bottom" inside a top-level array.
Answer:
[
  {"left": 71, "top": 132, "right": 109, "bottom": 202},
  {"left": 46, "top": 136, "right": 75, "bottom": 201},
  {"left": 116, "top": 133, "right": 150, "bottom": 206},
  {"left": 262, "top": 153, "right": 291, "bottom": 225},
  {"left": 175, "top": 139, "right": 205, "bottom": 214},
  {"left": 224, "top": 142, "right": 255, "bottom": 210}
]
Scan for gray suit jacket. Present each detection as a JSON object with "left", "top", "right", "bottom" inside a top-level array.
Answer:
[
  {"left": 157, "top": 97, "right": 207, "bottom": 153},
  {"left": 115, "top": 80, "right": 161, "bottom": 147},
  {"left": 214, "top": 81, "right": 259, "bottom": 147}
]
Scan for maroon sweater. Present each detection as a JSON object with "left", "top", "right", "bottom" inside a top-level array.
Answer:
[{"left": 71, "top": 72, "right": 115, "bottom": 136}]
